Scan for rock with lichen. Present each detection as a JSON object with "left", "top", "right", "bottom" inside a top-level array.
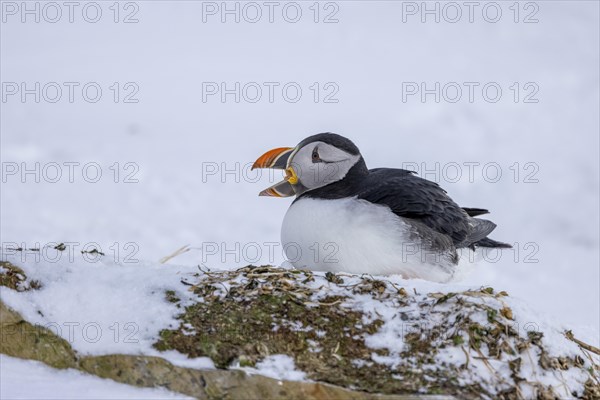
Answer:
[
  {"left": 154, "top": 266, "right": 600, "bottom": 399},
  {"left": 1, "top": 260, "right": 599, "bottom": 399}
]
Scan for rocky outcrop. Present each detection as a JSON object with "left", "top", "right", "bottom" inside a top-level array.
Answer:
[
  {"left": 0, "top": 290, "right": 449, "bottom": 399},
  {"left": 1, "top": 261, "right": 598, "bottom": 399}
]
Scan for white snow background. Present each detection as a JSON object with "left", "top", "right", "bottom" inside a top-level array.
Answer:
[{"left": 1, "top": 0, "right": 599, "bottom": 396}]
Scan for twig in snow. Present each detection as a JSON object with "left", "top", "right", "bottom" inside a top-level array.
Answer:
[
  {"left": 159, "top": 245, "right": 191, "bottom": 264},
  {"left": 565, "top": 330, "right": 600, "bottom": 356}
]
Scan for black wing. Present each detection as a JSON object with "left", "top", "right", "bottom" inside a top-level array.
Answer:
[
  {"left": 356, "top": 168, "right": 476, "bottom": 246},
  {"left": 462, "top": 207, "right": 489, "bottom": 217}
]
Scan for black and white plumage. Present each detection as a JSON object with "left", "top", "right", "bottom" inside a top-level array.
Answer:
[{"left": 252, "top": 133, "right": 511, "bottom": 282}]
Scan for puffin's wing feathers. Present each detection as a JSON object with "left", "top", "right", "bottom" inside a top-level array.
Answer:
[
  {"left": 357, "top": 169, "right": 475, "bottom": 246},
  {"left": 462, "top": 207, "right": 490, "bottom": 217}
]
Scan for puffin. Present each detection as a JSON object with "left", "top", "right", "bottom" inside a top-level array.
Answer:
[{"left": 252, "top": 133, "right": 511, "bottom": 282}]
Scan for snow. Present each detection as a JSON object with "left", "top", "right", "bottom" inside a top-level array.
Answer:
[
  {"left": 0, "top": 355, "right": 191, "bottom": 400},
  {"left": 235, "top": 355, "right": 308, "bottom": 382},
  {"left": 0, "top": 257, "right": 215, "bottom": 370},
  {"left": 1, "top": 0, "right": 599, "bottom": 396}
]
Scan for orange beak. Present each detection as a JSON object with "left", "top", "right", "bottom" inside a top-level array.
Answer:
[
  {"left": 251, "top": 147, "right": 294, "bottom": 170},
  {"left": 258, "top": 181, "right": 296, "bottom": 197},
  {"left": 252, "top": 147, "right": 297, "bottom": 197}
]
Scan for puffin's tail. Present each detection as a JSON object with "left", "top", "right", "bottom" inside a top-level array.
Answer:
[{"left": 462, "top": 208, "right": 512, "bottom": 250}]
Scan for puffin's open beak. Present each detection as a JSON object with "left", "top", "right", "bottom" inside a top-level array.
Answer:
[{"left": 252, "top": 147, "right": 297, "bottom": 197}]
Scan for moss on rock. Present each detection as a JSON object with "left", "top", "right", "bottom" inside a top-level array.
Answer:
[
  {"left": 0, "top": 296, "right": 438, "bottom": 399},
  {"left": 0, "top": 301, "right": 78, "bottom": 369},
  {"left": 1, "top": 261, "right": 598, "bottom": 399},
  {"left": 154, "top": 266, "right": 600, "bottom": 399},
  {"left": 79, "top": 353, "right": 431, "bottom": 400}
]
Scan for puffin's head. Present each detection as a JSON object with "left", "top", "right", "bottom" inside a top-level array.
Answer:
[{"left": 252, "top": 133, "right": 363, "bottom": 197}]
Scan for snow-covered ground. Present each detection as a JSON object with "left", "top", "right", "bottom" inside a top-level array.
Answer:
[
  {"left": 0, "top": 354, "right": 191, "bottom": 399},
  {"left": 1, "top": 260, "right": 597, "bottom": 398},
  {"left": 1, "top": 1, "right": 599, "bottom": 396},
  {"left": 235, "top": 354, "right": 308, "bottom": 382},
  {"left": 0, "top": 259, "right": 215, "bottom": 365}
]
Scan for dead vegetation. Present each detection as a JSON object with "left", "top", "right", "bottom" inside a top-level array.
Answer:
[
  {"left": 154, "top": 265, "right": 600, "bottom": 399},
  {"left": 1, "top": 261, "right": 597, "bottom": 399},
  {"left": 0, "top": 261, "right": 41, "bottom": 291}
]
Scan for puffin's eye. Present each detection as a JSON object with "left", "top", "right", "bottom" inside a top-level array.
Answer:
[{"left": 312, "top": 148, "right": 320, "bottom": 162}]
